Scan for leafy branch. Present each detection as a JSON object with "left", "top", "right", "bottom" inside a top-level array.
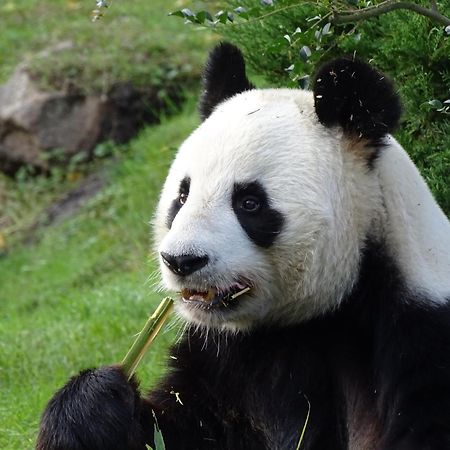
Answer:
[
  {"left": 170, "top": 1, "right": 450, "bottom": 29},
  {"left": 332, "top": 0, "right": 450, "bottom": 27},
  {"left": 424, "top": 98, "right": 450, "bottom": 115},
  {"left": 170, "top": 0, "right": 449, "bottom": 106}
]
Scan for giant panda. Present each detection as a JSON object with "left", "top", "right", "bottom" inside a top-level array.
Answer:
[{"left": 37, "top": 43, "right": 450, "bottom": 450}]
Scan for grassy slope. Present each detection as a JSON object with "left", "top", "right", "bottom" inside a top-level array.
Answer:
[
  {"left": 0, "top": 2, "right": 211, "bottom": 447},
  {"left": 0, "top": 0, "right": 215, "bottom": 246},
  {"left": 0, "top": 105, "right": 199, "bottom": 450},
  {"left": 0, "top": 0, "right": 215, "bottom": 91}
]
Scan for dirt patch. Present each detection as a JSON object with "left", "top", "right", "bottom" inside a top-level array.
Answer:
[{"left": 23, "top": 171, "right": 105, "bottom": 244}]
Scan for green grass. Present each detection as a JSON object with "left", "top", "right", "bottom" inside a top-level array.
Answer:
[
  {"left": 0, "top": 0, "right": 217, "bottom": 248},
  {"left": 0, "top": 104, "right": 200, "bottom": 450},
  {"left": 0, "top": 11, "right": 207, "bottom": 449},
  {"left": 0, "top": 168, "right": 74, "bottom": 248},
  {"left": 0, "top": 0, "right": 216, "bottom": 92}
]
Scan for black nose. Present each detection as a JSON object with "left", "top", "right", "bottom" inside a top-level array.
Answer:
[{"left": 160, "top": 252, "right": 209, "bottom": 276}]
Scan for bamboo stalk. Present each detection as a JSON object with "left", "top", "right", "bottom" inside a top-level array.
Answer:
[
  {"left": 122, "top": 297, "right": 174, "bottom": 379},
  {"left": 295, "top": 394, "right": 311, "bottom": 450}
]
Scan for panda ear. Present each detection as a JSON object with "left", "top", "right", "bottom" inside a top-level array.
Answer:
[
  {"left": 199, "top": 42, "right": 255, "bottom": 120},
  {"left": 313, "top": 57, "right": 401, "bottom": 144}
]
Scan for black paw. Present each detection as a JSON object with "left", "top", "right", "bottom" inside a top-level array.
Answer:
[{"left": 36, "top": 366, "right": 151, "bottom": 450}]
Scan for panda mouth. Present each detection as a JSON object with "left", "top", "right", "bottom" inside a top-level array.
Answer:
[{"left": 180, "top": 282, "right": 251, "bottom": 309}]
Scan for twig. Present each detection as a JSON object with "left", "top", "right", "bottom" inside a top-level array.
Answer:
[{"left": 332, "top": 0, "right": 450, "bottom": 26}]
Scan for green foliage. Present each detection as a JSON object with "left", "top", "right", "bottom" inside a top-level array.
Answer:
[
  {"left": 349, "top": 12, "right": 450, "bottom": 215},
  {"left": 146, "top": 412, "right": 167, "bottom": 450},
  {"left": 171, "top": 0, "right": 450, "bottom": 215}
]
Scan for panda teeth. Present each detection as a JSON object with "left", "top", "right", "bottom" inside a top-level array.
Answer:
[
  {"left": 181, "top": 288, "right": 216, "bottom": 303},
  {"left": 180, "top": 283, "right": 251, "bottom": 308}
]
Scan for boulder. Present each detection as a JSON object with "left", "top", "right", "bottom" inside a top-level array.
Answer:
[{"left": 0, "top": 64, "right": 179, "bottom": 174}]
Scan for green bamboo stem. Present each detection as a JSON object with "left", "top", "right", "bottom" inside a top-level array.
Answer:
[{"left": 122, "top": 297, "right": 174, "bottom": 379}]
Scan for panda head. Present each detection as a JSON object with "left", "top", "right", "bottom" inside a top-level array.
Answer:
[{"left": 154, "top": 43, "right": 401, "bottom": 331}]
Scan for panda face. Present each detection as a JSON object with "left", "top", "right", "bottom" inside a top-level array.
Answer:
[
  {"left": 153, "top": 44, "right": 403, "bottom": 331},
  {"left": 154, "top": 89, "right": 373, "bottom": 330}
]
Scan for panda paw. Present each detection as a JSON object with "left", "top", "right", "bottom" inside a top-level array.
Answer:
[{"left": 36, "top": 365, "right": 153, "bottom": 450}]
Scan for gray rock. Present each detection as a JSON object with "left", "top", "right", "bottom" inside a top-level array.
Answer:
[{"left": 0, "top": 63, "right": 181, "bottom": 174}]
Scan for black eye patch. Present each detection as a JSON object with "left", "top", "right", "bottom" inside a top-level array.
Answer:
[
  {"left": 166, "top": 177, "right": 190, "bottom": 229},
  {"left": 232, "top": 181, "right": 284, "bottom": 248}
]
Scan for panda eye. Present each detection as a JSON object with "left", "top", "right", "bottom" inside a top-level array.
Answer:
[
  {"left": 177, "top": 177, "right": 190, "bottom": 206},
  {"left": 240, "top": 195, "right": 261, "bottom": 212},
  {"left": 179, "top": 192, "right": 188, "bottom": 205}
]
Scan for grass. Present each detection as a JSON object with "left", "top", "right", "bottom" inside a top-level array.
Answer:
[
  {"left": 0, "top": 4, "right": 209, "bottom": 446},
  {"left": 0, "top": 168, "right": 75, "bottom": 249},
  {"left": 0, "top": 0, "right": 218, "bottom": 250},
  {"left": 0, "top": 0, "right": 216, "bottom": 92},
  {"left": 0, "top": 104, "right": 200, "bottom": 450}
]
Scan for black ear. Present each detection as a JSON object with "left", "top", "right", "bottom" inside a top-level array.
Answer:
[
  {"left": 313, "top": 57, "right": 401, "bottom": 144},
  {"left": 199, "top": 42, "right": 255, "bottom": 120}
]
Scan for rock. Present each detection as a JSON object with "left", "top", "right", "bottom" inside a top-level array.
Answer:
[
  {"left": 0, "top": 63, "right": 181, "bottom": 175},
  {"left": 0, "top": 70, "right": 105, "bottom": 173}
]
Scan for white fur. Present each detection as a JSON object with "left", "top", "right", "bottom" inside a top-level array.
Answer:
[
  {"left": 376, "top": 136, "right": 450, "bottom": 302},
  {"left": 153, "top": 88, "right": 450, "bottom": 330}
]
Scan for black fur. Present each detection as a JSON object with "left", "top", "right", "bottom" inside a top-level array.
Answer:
[
  {"left": 199, "top": 43, "right": 255, "bottom": 120},
  {"left": 36, "top": 366, "right": 154, "bottom": 450},
  {"left": 232, "top": 181, "right": 284, "bottom": 248},
  {"left": 166, "top": 177, "right": 190, "bottom": 229},
  {"left": 36, "top": 242, "right": 450, "bottom": 449},
  {"left": 313, "top": 57, "right": 401, "bottom": 145}
]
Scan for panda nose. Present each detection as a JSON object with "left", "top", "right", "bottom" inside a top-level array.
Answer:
[{"left": 160, "top": 252, "right": 209, "bottom": 276}]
